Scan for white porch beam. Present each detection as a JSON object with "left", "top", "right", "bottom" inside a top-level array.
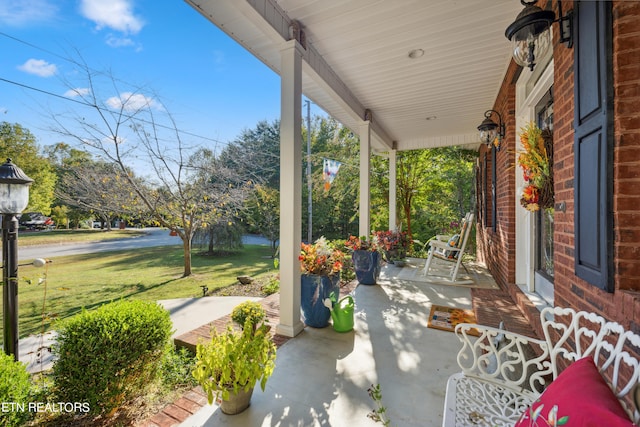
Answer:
[
  {"left": 277, "top": 40, "right": 305, "bottom": 338},
  {"left": 399, "top": 133, "right": 482, "bottom": 151},
  {"left": 239, "top": 0, "right": 394, "bottom": 150},
  {"left": 300, "top": 54, "right": 394, "bottom": 150},
  {"left": 359, "top": 121, "right": 371, "bottom": 238},
  {"left": 388, "top": 149, "right": 397, "bottom": 231}
]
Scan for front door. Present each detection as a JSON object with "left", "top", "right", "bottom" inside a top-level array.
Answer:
[{"left": 534, "top": 88, "right": 554, "bottom": 305}]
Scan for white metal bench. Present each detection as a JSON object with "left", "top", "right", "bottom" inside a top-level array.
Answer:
[{"left": 442, "top": 306, "right": 640, "bottom": 426}]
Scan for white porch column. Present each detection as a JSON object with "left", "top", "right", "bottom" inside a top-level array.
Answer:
[
  {"left": 359, "top": 121, "right": 371, "bottom": 237},
  {"left": 388, "top": 149, "right": 397, "bottom": 231},
  {"left": 277, "top": 40, "right": 305, "bottom": 337}
]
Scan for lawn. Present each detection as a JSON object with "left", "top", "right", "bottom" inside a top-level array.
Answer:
[
  {"left": 2, "top": 244, "right": 276, "bottom": 338},
  {"left": 18, "top": 229, "right": 147, "bottom": 246}
]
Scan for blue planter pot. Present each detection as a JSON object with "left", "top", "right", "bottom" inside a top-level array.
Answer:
[
  {"left": 301, "top": 274, "right": 340, "bottom": 328},
  {"left": 352, "top": 250, "right": 381, "bottom": 285}
]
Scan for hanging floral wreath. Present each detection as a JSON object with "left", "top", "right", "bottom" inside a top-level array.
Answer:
[{"left": 518, "top": 123, "right": 554, "bottom": 212}]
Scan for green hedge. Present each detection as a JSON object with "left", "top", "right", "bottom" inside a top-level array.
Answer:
[
  {"left": 0, "top": 352, "right": 33, "bottom": 427},
  {"left": 52, "top": 300, "right": 172, "bottom": 416}
]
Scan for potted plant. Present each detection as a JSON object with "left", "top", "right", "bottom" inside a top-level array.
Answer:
[
  {"left": 192, "top": 303, "right": 276, "bottom": 415},
  {"left": 231, "top": 300, "right": 266, "bottom": 332},
  {"left": 345, "top": 235, "right": 382, "bottom": 285},
  {"left": 374, "top": 230, "right": 410, "bottom": 266},
  {"left": 299, "top": 237, "right": 345, "bottom": 327}
]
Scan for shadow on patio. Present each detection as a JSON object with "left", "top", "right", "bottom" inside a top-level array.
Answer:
[{"left": 160, "top": 259, "right": 519, "bottom": 427}]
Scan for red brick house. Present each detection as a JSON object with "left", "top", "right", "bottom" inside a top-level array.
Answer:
[{"left": 476, "top": 1, "right": 640, "bottom": 337}]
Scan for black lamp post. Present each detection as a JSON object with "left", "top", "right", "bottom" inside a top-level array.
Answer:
[{"left": 0, "top": 159, "right": 33, "bottom": 361}]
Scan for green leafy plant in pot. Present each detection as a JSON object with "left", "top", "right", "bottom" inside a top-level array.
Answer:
[
  {"left": 374, "top": 230, "right": 410, "bottom": 265},
  {"left": 192, "top": 303, "right": 276, "bottom": 415}
]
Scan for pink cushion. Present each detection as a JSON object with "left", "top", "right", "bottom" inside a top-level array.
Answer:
[{"left": 514, "top": 357, "right": 635, "bottom": 427}]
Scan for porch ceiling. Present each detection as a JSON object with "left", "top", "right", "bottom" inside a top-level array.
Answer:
[{"left": 185, "top": 0, "right": 523, "bottom": 152}]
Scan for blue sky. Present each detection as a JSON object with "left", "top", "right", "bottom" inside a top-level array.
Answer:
[{"left": 0, "top": 0, "right": 317, "bottom": 154}]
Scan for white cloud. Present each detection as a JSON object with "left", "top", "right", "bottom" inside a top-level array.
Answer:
[
  {"left": 104, "top": 135, "right": 126, "bottom": 145},
  {"left": 0, "top": 0, "right": 58, "bottom": 26},
  {"left": 105, "top": 35, "right": 135, "bottom": 48},
  {"left": 64, "top": 88, "right": 90, "bottom": 97},
  {"left": 18, "top": 59, "right": 57, "bottom": 77},
  {"left": 105, "top": 92, "right": 161, "bottom": 112},
  {"left": 80, "top": 0, "right": 144, "bottom": 34}
]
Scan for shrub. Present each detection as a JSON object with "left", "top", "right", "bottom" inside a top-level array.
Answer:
[
  {"left": 261, "top": 275, "right": 280, "bottom": 295},
  {"left": 231, "top": 300, "right": 266, "bottom": 330},
  {"left": 0, "top": 353, "right": 33, "bottom": 427},
  {"left": 159, "top": 345, "right": 197, "bottom": 388},
  {"left": 52, "top": 300, "right": 172, "bottom": 416}
]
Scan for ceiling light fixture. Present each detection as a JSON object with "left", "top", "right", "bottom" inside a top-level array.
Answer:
[
  {"left": 505, "top": 0, "right": 573, "bottom": 71},
  {"left": 408, "top": 49, "right": 424, "bottom": 59}
]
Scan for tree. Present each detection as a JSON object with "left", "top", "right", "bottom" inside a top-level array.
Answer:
[
  {"left": 44, "top": 142, "right": 92, "bottom": 169},
  {"left": 394, "top": 147, "right": 477, "bottom": 244},
  {"left": 49, "top": 205, "right": 69, "bottom": 229},
  {"left": 244, "top": 184, "right": 280, "bottom": 253},
  {"left": 190, "top": 148, "right": 249, "bottom": 255},
  {"left": 303, "top": 117, "right": 360, "bottom": 239},
  {"left": 0, "top": 122, "right": 57, "bottom": 214},
  {"left": 47, "top": 143, "right": 144, "bottom": 229},
  {"left": 218, "top": 120, "right": 280, "bottom": 188},
  {"left": 395, "top": 150, "right": 431, "bottom": 241},
  {"left": 55, "top": 160, "right": 143, "bottom": 230},
  {"left": 220, "top": 120, "right": 282, "bottom": 245},
  {"left": 48, "top": 64, "right": 248, "bottom": 276},
  {"left": 368, "top": 152, "right": 390, "bottom": 232}
]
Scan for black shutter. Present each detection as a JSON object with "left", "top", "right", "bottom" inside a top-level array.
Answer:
[
  {"left": 483, "top": 152, "right": 488, "bottom": 228},
  {"left": 574, "top": 1, "right": 613, "bottom": 291},
  {"left": 492, "top": 148, "right": 497, "bottom": 232}
]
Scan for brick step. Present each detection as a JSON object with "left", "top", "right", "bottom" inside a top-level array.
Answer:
[{"left": 471, "top": 288, "right": 538, "bottom": 338}]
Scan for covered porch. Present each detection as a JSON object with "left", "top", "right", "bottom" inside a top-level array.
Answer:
[
  {"left": 157, "top": 261, "right": 528, "bottom": 426},
  {"left": 184, "top": 0, "right": 524, "bottom": 338}
]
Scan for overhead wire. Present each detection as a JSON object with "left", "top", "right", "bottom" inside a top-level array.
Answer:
[
  {"left": 1, "top": 32, "right": 372, "bottom": 159},
  {"left": 0, "top": 31, "right": 228, "bottom": 146},
  {"left": 0, "top": 75, "right": 228, "bottom": 146}
]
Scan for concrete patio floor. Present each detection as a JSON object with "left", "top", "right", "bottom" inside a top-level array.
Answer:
[{"left": 178, "top": 262, "right": 482, "bottom": 427}]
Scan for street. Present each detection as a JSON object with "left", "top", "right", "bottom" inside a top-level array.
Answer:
[{"left": 16, "top": 228, "right": 271, "bottom": 261}]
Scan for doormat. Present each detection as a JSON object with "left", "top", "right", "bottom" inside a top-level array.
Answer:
[{"left": 428, "top": 305, "right": 479, "bottom": 336}]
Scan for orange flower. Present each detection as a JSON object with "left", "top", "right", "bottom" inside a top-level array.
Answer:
[
  {"left": 299, "top": 237, "right": 345, "bottom": 276},
  {"left": 522, "top": 185, "right": 539, "bottom": 202},
  {"left": 520, "top": 184, "right": 540, "bottom": 211}
]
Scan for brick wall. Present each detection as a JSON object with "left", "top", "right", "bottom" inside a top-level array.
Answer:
[
  {"left": 477, "top": 0, "right": 640, "bottom": 335},
  {"left": 553, "top": 0, "right": 640, "bottom": 331},
  {"left": 476, "top": 63, "right": 520, "bottom": 291},
  {"left": 613, "top": 1, "right": 640, "bottom": 296}
]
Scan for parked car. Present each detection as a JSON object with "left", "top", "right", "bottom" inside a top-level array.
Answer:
[{"left": 19, "top": 212, "right": 54, "bottom": 230}]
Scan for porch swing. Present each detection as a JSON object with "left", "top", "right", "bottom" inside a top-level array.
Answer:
[{"left": 421, "top": 213, "right": 475, "bottom": 282}]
